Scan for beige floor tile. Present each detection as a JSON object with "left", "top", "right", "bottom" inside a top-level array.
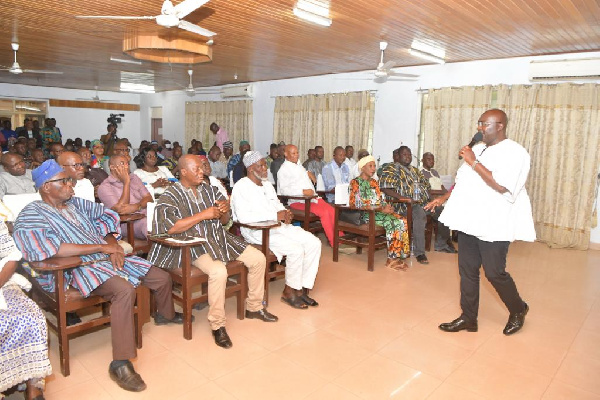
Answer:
[
  {"left": 45, "top": 378, "right": 113, "bottom": 400},
  {"left": 323, "top": 309, "right": 409, "bottom": 352},
  {"left": 554, "top": 352, "right": 600, "bottom": 395},
  {"left": 274, "top": 330, "right": 372, "bottom": 380},
  {"left": 446, "top": 352, "right": 552, "bottom": 399},
  {"left": 214, "top": 353, "right": 326, "bottom": 400},
  {"left": 427, "top": 382, "right": 489, "bottom": 400},
  {"left": 234, "top": 314, "right": 317, "bottom": 351},
  {"left": 377, "top": 330, "right": 473, "bottom": 380},
  {"left": 304, "top": 383, "right": 362, "bottom": 400},
  {"left": 45, "top": 349, "right": 94, "bottom": 395},
  {"left": 542, "top": 380, "right": 600, "bottom": 400},
  {"left": 334, "top": 354, "right": 442, "bottom": 399},
  {"left": 569, "top": 328, "right": 600, "bottom": 361},
  {"left": 179, "top": 381, "right": 238, "bottom": 400}
]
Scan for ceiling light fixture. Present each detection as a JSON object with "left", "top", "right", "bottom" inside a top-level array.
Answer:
[
  {"left": 110, "top": 56, "right": 142, "bottom": 65},
  {"left": 293, "top": 0, "right": 332, "bottom": 26},
  {"left": 408, "top": 48, "right": 445, "bottom": 64},
  {"left": 206, "top": 39, "right": 214, "bottom": 45}
]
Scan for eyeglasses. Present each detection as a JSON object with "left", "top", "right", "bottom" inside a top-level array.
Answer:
[
  {"left": 45, "top": 177, "right": 76, "bottom": 186},
  {"left": 114, "top": 148, "right": 130, "bottom": 153},
  {"left": 61, "top": 163, "right": 85, "bottom": 169},
  {"left": 477, "top": 121, "right": 500, "bottom": 127}
]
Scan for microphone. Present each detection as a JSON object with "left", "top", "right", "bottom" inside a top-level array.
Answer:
[{"left": 459, "top": 132, "right": 483, "bottom": 159}]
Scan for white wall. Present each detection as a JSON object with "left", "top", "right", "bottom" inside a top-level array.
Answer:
[{"left": 0, "top": 83, "right": 141, "bottom": 145}]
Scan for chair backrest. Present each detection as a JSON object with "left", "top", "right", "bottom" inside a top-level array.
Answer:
[
  {"left": 3, "top": 193, "right": 42, "bottom": 221},
  {"left": 316, "top": 174, "right": 325, "bottom": 191}
]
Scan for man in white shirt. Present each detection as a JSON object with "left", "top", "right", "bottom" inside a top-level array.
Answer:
[
  {"left": 232, "top": 151, "right": 321, "bottom": 309},
  {"left": 0, "top": 154, "right": 36, "bottom": 199},
  {"left": 344, "top": 145, "right": 357, "bottom": 169},
  {"left": 57, "top": 152, "right": 95, "bottom": 202},
  {"left": 277, "top": 145, "right": 338, "bottom": 246},
  {"left": 208, "top": 145, "right": 228, "bottom": 179},
  {"left": 426, "top": 109, "right": 533, "bottom": 336},
  {"left": 321, "top": 147, "right": 350, "bottom": 203}
]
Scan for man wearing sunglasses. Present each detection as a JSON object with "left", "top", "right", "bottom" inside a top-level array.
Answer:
[{"left": 13, "top": 159, "right": 183, "bottom": 393}]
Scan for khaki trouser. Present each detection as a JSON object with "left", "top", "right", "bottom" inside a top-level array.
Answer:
[{"left": 192, "top": 246, "right": 265, "bottom": 330}]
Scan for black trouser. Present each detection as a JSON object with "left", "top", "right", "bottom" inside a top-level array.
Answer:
[{"left": 458, "top": 232, "right": 525, "bottom": 322}]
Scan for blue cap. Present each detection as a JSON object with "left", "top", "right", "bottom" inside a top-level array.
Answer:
[{"left": 32, "top": 159, "right": 64, "bottom": 189}]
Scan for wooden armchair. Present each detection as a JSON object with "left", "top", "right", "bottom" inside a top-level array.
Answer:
[
  {"left": 232, "top": 220, "right": 283, "bottom": 306},
  {"left": 22, "top": 256, "right": 145, "bottom": 376},
  {"left": 120, "top": 213, "right": 152, "bottom": 255},
  {"left": 148, "top": 237, "right": 247, "bottom": 340},
  {"left": 277, "top": 194, "right": 323, "bottom": 234}
]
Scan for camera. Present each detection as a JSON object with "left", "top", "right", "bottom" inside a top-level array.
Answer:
[{"left": 107, "top": 113, "right": 125, "bottom": 125}]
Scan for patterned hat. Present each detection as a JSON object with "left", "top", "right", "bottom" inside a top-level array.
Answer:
[
  {"left": 243, "top": 150, "right": 263, "bottom": 167},
  {"left": 239, "top": 140, "right": 250, "bottom": 147},
  {"left": 32, "top": 159, "right": 64, "bottom": 189},
  {"left": 223, "top": 141, "right": 233, "bottom": 149},
  {"left": 358, "top": 155, "right": 376, "bottom": 171}
]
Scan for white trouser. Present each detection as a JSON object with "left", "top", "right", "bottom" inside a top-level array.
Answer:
[{"left": 246, "top": 224, "right": 321, "bottom": 290}]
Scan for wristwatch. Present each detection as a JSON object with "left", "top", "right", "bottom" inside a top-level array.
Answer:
[{"left": 471, "top": 160, "right": 480, "bottom": 170}]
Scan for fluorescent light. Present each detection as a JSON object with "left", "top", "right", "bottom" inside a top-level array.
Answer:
[
  {"left": 16, "top": 105, "right": 41, "bottom": 112},
  {"left": 293, "top": 7, "right": 332, "bottom": 26},
  {"left": 110, "top": 56, "right": 142, "bottom": 65},
  {"left": 409, "top": 48, "right": 445, "bottom": 64},
  {"left": 120, "top": 83, "right": 155, "bottom": 93}
]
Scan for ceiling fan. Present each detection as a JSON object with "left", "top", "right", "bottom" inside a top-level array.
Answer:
[
  {"left": 76, "top": 86, "right": 119, "bottom": 103},
  {"left": 179, "top": 69, "right": 220, "bottom": 96},
  {"left": 371, "top": 41, "right": 419, "bottom": 82},
  {"left": 76, "top": 0, "right": 217, "bottom": 37},
  {"left": 0, "top": 43, "right": 63, "bottom": 75}
]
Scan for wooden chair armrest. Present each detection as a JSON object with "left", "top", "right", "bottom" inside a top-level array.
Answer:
[
  {"left": 233, "top": 220, "right": 281, "bottom": 230},
  {"left": 28, "top": 256, "right": 87, "bottom": 272},
  {"left": 148, "top": 235, "right": 206, "bottom": 248},
  {"left": 277, "top": 194, "right": 318, "bottom": 201},
  {"left": 387, "top": 197, "right": 413, "bottom": 204},
  {"left": 119, "top": 213, "right": 145, "bottom": 222},
  {"left": 333, "top": 204, "right": 383, "bottom": 212}
]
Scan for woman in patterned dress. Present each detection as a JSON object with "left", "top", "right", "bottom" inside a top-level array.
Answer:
[
  {"left": 0, "top": 221, "right": 52, "bottom": 399},
  {"left": 349, "top": 156, "right": 410, "bottom": 271}
]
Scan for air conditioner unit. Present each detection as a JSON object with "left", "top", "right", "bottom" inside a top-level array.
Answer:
[
  {"left": 221, "top": 84, "right": 254, "bottom": 98},
  {"left": 529, "top": 58, "right": 600, "bottom": 81}
]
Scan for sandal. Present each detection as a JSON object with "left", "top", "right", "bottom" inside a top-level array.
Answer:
[
  {"left": 281, "top": 295, "right": 308, "bottom": 309},
  {"left": 387, "top": 258, "right": 408, "bottom": 271}
]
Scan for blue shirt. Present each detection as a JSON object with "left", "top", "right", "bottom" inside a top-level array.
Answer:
[{"left": 322, "top": 160, "right": 350, "bottom": 202}]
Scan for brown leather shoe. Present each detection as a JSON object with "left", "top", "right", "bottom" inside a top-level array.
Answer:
[
  {"left": 109, "top": 361, "right": 147, "bottom": 392},
  {"left": 212, "top": 327, "right": 233, "bottom": 349},
  {"left": 245, "top": 308, "right": 279, "bottom": 322},
  {"left": 300, "top": 288, "right": 319, "bottom": 307}
]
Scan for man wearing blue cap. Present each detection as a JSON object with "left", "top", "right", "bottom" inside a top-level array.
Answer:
[{"left": 13, "top": 160, "right": 184, "bottom": 393}]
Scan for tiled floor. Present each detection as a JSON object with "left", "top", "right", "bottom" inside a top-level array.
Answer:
[{"left": 8, "top": 240, "right": 600, "bottom": 399}]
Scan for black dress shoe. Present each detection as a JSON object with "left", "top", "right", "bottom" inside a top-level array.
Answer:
[
  {"left": 300, "top": 293, "right": 319, "bottom": 307},
  {"left": 109, "top": 361, "right": 147, "bottom": 392},
  {"left": 436, "top": 247, "right": 458, "bottom": 254},
  {"left": 416, "top": 254, "right": 429, "bottom": 264},
  {"left": 153, "top": 312, "right": 194, "bottom": 326},
  {"left": 212, "top": 327, "right": 233, "bottom": 349},
  {"left": 66, "top": 312, "right": 82, "bottom": 326},
  {"left": 503, "top": 303, "right": 529, "bottom": 335},
  {"left": 439, "top": 317, "right": 478, "bottom": 332},
  {"left": 245, "top": 308, "right": 279, "bottom": 322}
]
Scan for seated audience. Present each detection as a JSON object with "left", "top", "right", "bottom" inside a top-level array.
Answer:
[
  {"left": 77, "top": 146, "right": 109, "bottom": 189},
  {"left": 269, "top": 143, "right": 286, "bottom": 186},
  {"left": 208, "top": 145, "right": 227, "bottom": 179},
  {"left": 222, "top": 141, "right": 234, "bottom": 162},
  {"left": 15, "top": 119, "right": 41, "bottom": 148},
  {"left": 103, "top": 140, "right": 136, "bottom": 175},
  {"left": 160, "top": 140, "right": 172, "bottom": 159},
  {"left": 322, "top": 146, "right": 350, "bottom": 203},
  {"left": 57, "top": 152, "right": 94, "bottom": 202},
  {"left": 350, "top": 149, "right": 377, "bottom": 180},
  {"left": 277, "top": 145, "right": 338, "bottom": 246},
  {"left": 29, "top": 149, "right": 45, "bottom": 170},
  {"left": 14, "top": 160, "right": 185, "bottom": 393},
  {"left": 380, "top": 146, "right": 455, "bottom": 265},
  {"left": 350, "top": 156, "right": 409, "bottom": 270},
  {"left": 162, "top": 145, "right": 182, "bottom": 173},
  {"left": 344, "top": 145, "right": 357, "bottom": 169},
  {"left": 0, "top": 154, "right": 36, "bottom": 198},
  {"left": 377, "top": 148, "right": 400, "bottom": 177},
  {"left": 0, "top": 220, "right": 52, "bottom": 400},
  {"left": 198, "top": 155, "right": 227, "bottom": 197},
  {"left": 232, "top": 151, "right": 321, "bottom": 309},
  {"left": 90, "top": 140, "right": 108, "bottom": 168},
  {"left": 149, "top": 141, "right": 165, "bottom": 164},
  {"left": 73, "top": 137, "right": 83, "bottom": 151},
  {"left": 302, "top": 148, "right": 316, "bottom": 170},
  {"left": 148, "top": 155, "right": 278, "bottom": 349},
  {"left": 1, "top": 120, "right": 17, "bottom": 151},
  {"left": 40, "top": 118, "right": 62, "bottom": 151},
  {"left": 133, "top": 148, "right": 174, "bottom": 196},
  {"left": 99, "top": 156, "right": 153, "bottom": 240},
  {"left": 48, "top": 142, "right": 64, "bottom": 160},
  {"left": 421, "top": 152, "right": 446, "bottom": 193},
  {"left": 12, "top": 140, "right": 30, "bottom": 168},
  {"left": 306, "top": 145, "right": 325, "bottom": 179},
  {"left": 133, "top": 140, "right": 148, "bottom": 158},
  {"left": 265, "top": 143, "right": 278, "bottom": 169},
  {"left": 227, "top": 140, "right": 250, "bottom": 177}
]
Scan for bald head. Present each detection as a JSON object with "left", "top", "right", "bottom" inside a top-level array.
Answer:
[
  {"left": 284, "top": 145, "right": 299, "bottom": 164},
  {"left": 479, "top": 109, "right": 509, "bottom": 146},
  {"left": 178, "top": 154, "right": 198, "bottom": 171}
]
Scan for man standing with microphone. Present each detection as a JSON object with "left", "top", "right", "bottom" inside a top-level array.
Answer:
[{"left": 425, "top": 109, "right": 535, "bottom": 335}]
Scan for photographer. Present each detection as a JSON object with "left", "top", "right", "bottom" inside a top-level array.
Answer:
[{"left": 100, "top": 123, "right": 118, "bottom": 156}]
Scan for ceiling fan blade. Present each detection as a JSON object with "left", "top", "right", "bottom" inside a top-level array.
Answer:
[
  {"left": 177, "top": 20, "right": 216, "bottom": 37},
  {"left": 173, "top": 0, "right": 210, "bottom": 19},
  {"left": 382, "top": 60, "right": 397, "bottom": 70},
  {"left": 385, "top": 77, "right": 418, "bottom": 81},
  {"left": 388, "top": 71, "right": 419, "bottom": 78},
  {"left": 22, "top": 69, "right": 63, "bottom": 74},
  {"left": 75, "top": 15, "right": 156, "bottom": 20}
]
